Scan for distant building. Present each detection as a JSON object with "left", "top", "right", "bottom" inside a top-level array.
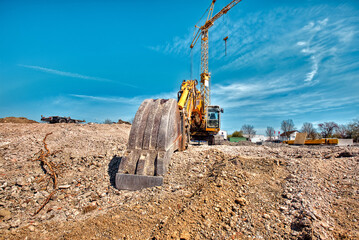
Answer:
[
  {"left": 217, "top": 130, "right": 228, "bottom": 140},
  {"left": 252, "top": 135, "right": 267, "bottom": 143},
  {"left": 267, "top": 134, "right": 279, "bottom": 141},
  {"left": 279, "top": 130, "right": 299, "bottom": 141},
  {"left": 243, "top": 134, "right": 267, "bottom": 143}
]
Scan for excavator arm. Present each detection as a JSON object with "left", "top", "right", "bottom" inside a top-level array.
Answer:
[{"left": 116, "top": 80, "right": 200, "bottom": 190}]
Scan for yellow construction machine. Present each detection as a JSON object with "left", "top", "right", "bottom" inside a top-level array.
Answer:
[
  {"left": 283, "top": 139, "right": 341, "bottom": 145},
  {"left": 116, "top": 0, "right": 243, "bottom": 190}
]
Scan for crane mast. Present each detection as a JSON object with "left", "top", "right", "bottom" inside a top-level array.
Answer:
[{"left": 190, "top": 0, "right": 243, "bottom": 123}]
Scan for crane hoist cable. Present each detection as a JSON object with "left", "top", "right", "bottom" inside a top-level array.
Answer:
[
  {"left": 224, "top": 36, "right": 229, "bottom": 56},
  {"left": 223, "top": 12, "right": 229, "bottom": 56}
]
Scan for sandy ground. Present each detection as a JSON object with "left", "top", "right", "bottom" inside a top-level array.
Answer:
[{"left": 0, "top": 123, "right": 358, "bottom": 239}]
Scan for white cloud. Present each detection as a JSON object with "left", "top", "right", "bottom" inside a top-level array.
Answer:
[
  {"left": 69, "top": 91, "right": 177, "bottom": 105},
  {"left": 210, "top": 70, "right": 316, "bottom": 110},
  {"left": 147, "top": 32, "right": 194, "bottom": 55},
  {"left": 294, "top": 16, "right": 357, "bottom": 84},
  {"left": 304, "top": 21, "right": 315, "bottom": 30},
  {"left": 318, "top": 18, "right": 329, "bottom": 26},
  {"left": 295, "top": 19, "right": 330, "bottom": 83},
  {"left": 19, "top": 64, "right": 137, "bottom": 88},
  {"left": 69, "top": 94, "right": 142, "bottom": 105},
  {"left": 19, "top": 64, "right": 111, "bottom": 81},
  {"left": 336, "top": 28, "right": 356, "bottom": 43},
  {"left": 217, "top": 88, "right": 359, "bottom": 119},
  {"left": 305, "top": 56, "right": 318, "bottom": 82},
  {"left": 140, "top": 4, "right": 359, "bottom": 129}
]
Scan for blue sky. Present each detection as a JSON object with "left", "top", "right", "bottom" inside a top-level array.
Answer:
[{"left": 1, "top": 0, "right": 358, "bottom": 134}]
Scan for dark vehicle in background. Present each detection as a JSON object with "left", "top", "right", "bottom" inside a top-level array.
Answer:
[{"left": 41, "top": 115, "right": 85, "bottom": 124}]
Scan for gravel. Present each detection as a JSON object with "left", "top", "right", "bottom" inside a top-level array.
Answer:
[{"left": 0, "top": 123, "right": 358, "bottom": 239}]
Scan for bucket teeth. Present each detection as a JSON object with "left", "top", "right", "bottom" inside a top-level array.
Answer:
[
  {"left": 117, "top": 149, "right": 139, "bottom": 174},
  {"left": 116, "top": 99, "right": 182, "bottom": 190},
  {"left": 135, "top": 151, "right": 157, "bottom": 176}
]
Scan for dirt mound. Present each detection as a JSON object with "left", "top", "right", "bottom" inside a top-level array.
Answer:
[
  {"left": 0, "top": 117, "right": 37, "bottom": 123},
  {"left": 0, "top": 124, "right": 358, "bottom": 239}
]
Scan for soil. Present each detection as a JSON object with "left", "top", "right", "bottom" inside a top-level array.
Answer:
[
  {"left": 0, "top": 117, "right": 37, "bottom": 123},
  {"left": 0, "top": 123, "right": 358, "bottom": 239}
]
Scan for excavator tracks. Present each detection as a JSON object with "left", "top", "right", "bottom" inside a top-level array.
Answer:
[{"left": 116, "top": 99, "right": 183, "bottom": 190}]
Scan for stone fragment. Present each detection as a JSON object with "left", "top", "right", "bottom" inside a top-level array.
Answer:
[
  {"left": 16, "top": 178, "right": 26, "bottom": 186},
  {"left": 180, "top": 230, "right": 191, "bottom": 240},
  {"left": 10, "top": 219, "right": 20, "bottom": 228},
  {"left": 28, "top": 225, "right": 35, "bottom": 232},
  {"left": 0, "top": 209, "right": 11, "bottom": 220},
  {"left": 171, "top": 231, "right": 179, "bottom": 239},
  {"left": 0, "top": 181, "right": 7, "bottom": 188},
  {"left": 0, "top": 222, "right": 10, "bottom": 230},
  {"left": 234, "top": 197, "right": 247, "bottom": 207}
]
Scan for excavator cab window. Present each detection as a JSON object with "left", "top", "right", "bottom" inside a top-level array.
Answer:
[{"left": 207, "top": 107, "right": 220, "bottom": 128}]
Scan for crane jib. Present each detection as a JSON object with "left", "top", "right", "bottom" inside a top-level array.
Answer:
[{"left": 190, "top": 0, "right": 243, "bottom": 49}]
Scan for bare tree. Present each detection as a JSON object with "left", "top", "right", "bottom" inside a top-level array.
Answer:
[
  {"left": 281, "top": 119, "right": 295, "bottom": 140},
  {"left": 301, "top": 122, "right": 317, "bottom": 140},
  {"left": 241, "top": 124, "right": 256, "bottom": 140},
  {"left": 104, "top": 119, "right": 113, "bottom": 124},
  {"left": 265, "top": 127, "right": 275, "bottom": 141},
  {"left": 347, "top": 119, "right": 359, "bottom": 142},
  {"left": 335, "top": 124, "right": 349, "bottom": 138},
  {"left": 318, "top": 122, "right": 338, "bottom": 138}
]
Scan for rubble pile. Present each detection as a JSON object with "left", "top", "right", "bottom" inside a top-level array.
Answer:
[
  {"left": 0, "top": 123, "right": 358, "bottom": 239},
  {"left": 0, "top": 117, "right": 37, "bottom": 124},
  {"left": 0, "top": 123, "right": 130, "bottom": 230}
]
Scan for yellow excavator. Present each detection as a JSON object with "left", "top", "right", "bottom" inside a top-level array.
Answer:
[{"left": 116, "top": 0, "right": 243, "bottom": 190}]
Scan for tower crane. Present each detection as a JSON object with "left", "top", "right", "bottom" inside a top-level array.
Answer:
[
  {"left": 190, "top": 0, "right": 243, "bottom": 122},
  {"left": 115, "top": 0, "right": 243, "bottom": 190}
]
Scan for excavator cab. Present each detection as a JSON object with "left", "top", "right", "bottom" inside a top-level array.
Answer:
[
  {"left": 206, "top": 106, "right": 224, "bottom": 145},
  {"left": 206, "top": 105, "right": 223, "bottom": 130}
]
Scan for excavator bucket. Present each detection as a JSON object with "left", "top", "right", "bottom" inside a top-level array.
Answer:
[{"left": 116, "top": 99, "right": 183, "bottom": 190}]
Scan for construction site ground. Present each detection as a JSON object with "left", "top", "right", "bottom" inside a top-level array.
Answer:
[{"left": 0, "top": 123, "right": 358, "bottom": 239}]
